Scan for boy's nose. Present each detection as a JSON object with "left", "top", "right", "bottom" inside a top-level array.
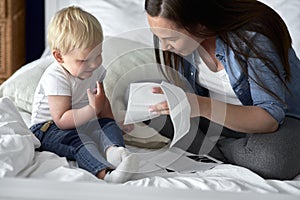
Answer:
[{"left": 87, "top": 64, "right": 98, "bottom": 71}]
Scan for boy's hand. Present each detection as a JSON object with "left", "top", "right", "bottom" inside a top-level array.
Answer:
[{"left": 87, "top": 81, "right": 106, "bottom": 115}]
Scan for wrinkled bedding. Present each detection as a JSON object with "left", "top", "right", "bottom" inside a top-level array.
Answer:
[{"left": 1, "top": 97, "right": 300, "bottom": 196}]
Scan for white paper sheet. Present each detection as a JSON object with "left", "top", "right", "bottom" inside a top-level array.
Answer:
[
  {"left": 124, "top": 82, "right": 165, "bottom": 124},
  {"left": 149, "top": 147, "right": 220, "bottom": 173},
  {"left": 124, "top": 82, "right": 191, "bottom": 147},
  {"left": 160, "top": 82, "right": 191, "bottom": 147}
]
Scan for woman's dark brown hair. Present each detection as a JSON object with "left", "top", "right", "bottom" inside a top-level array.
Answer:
[{"left": 145, "top": 0, "right": 292, "bottom": 99}]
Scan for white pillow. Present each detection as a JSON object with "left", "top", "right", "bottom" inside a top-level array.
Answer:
[
  {"left": 0, "top": 97, "right": 40, "bottom": 177},
  {"left": 0, "top": 55, "right": 54, "bottom": 113},
  {"left": 47, "top": 0, "right": 300, "bottom": 55},
  {"left": 260, "top": 0, "right": 300, "bottom": 56},
  {"left": 67, "top": 0, "right": 153, "bottom": 46}
]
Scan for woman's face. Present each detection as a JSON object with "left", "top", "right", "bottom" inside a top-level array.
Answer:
[{"left": 147, "top": 15, "right": 203, "bottom": 56}]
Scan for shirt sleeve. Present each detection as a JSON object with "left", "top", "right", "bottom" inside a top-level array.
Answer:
[
  {"left": 246, "top": 33, "right": 287, "bottom": 124},
  {"left": 41, "top": 64, "right": 72, "bottom": 96}
]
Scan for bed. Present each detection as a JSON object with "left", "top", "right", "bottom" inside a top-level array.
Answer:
[{"left": 0, "top": 0, "right": 300, "bottom": 199}]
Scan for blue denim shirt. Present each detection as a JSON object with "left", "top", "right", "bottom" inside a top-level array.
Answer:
[{"left": 181, "top": 33, "right": 300, "bottom": 124}]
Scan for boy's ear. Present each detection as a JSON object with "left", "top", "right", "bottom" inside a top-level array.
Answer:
[{"left": 52, "top": 50, "right": 64, "bottom": 63}]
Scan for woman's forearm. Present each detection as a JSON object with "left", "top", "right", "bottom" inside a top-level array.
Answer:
[{"left": 195, "top": 95, "right": 279, "bottom": 133}]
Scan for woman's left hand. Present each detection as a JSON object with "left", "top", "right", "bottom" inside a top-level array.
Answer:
[{"left": 148, "top": 87, "right": 170, "bottom": 115}]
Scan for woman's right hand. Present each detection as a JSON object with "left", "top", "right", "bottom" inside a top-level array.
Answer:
[
  {"left": 148, "top": 87, "right": 170, "bottom": 115},
  {"left": 149, "top": 87, "right": 202, "bottom": 117}
]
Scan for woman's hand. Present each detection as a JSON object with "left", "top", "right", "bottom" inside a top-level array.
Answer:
[
  {"left": 149, "top": 87, "right": 202, "bottom": 117},
  {"left": 87, "top": 81, "right": 106, "bottom": 115},
  {"left": 148, "top": 87, "right": 170, "bottom": 115}
]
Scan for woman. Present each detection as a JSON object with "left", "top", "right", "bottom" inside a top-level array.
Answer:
[{"left": 144, "top": 0, "right": 300, "bottom": 180}]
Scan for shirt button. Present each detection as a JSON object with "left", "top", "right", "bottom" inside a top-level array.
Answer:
[{"left": 191, "top": 72, "right": 194, "bottom": 76}]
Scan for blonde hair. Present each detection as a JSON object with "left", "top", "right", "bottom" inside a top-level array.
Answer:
[{"left": 47, "top": 6, "right": 103, "bottom": 54}]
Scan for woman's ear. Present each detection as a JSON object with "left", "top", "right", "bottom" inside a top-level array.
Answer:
[{"left": 52, "top": 50, "right": 64, "bottom": 63}]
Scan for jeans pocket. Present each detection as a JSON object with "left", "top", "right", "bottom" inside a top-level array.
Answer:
[
  {"left": 30, "top": 123, "right": 42, "bottom": 133},
  {"left": 30, "top": 123, "right": 44, "bottom": 142}
]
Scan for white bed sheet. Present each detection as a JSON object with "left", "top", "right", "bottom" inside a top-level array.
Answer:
[
  {"left": 10, "top": 110, "right": 300, "bottom": 196},
  {"left": 9, "top": 151, "right": 300, "bottom": 195},
  {"left": 9, "top": 137, "right": 300, "bottom": 195},
  {"left": 0, "top": 84, "right": 299, "bottom": 198}
]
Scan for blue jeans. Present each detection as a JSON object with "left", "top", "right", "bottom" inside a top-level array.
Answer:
[{"left": 30, "top": 118, "right": 125, "bottom": 175}]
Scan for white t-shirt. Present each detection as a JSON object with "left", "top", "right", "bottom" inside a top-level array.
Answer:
[
  {"left": 194, "top": 52, "right": 242, "bottom": 105},
  {"left": 30, "top": 61, "right": 106, "bottom": 126}
]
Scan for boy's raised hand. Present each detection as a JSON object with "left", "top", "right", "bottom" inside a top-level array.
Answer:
[{"left": 87, "top": 81, "right": 106, "bottom": 115}]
